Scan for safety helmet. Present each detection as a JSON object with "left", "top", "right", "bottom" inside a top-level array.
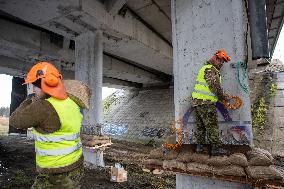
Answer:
[
  {"left": 215, "top": 49, "right": 231, "bottom": 62},
  {"left": 24, "top": 62, "right": 67, "bottom": 99}
]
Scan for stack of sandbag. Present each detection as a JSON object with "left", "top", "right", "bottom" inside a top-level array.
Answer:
[
  {"left": 177, "top": 150, "right": 211, "bottom": 174},
  {"left": 246, "top": 148, "right": 282, "bottom": 179},
  {"left": 209, "top": 153, "right": 247, "bottom": 177},
  {"left": 163, "top": 150, "right": 187, "bottom": 171},
  {"left": 63, "top": 80, "right": 91, "bottom": 109},
  {"left": 146, "top": 147, "right": 165, "bottom": 167},
  {"left": 81, "top": 134, "right": 111, "bottom": 147}
]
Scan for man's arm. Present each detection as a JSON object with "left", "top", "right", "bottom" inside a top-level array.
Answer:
[
  {"left": 204, "top": 68, "right": 228, "bottom": 101},
  {"left": 9, "top": 98, "right": 61, "bottom": 134}
]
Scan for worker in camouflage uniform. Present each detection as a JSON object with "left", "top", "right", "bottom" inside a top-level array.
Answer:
[
  {"left": 191, "top": 49, "right": 231, "bottom": 156},
  {"left": 10, "top": 62, "right": 85, "bottom": 189}
]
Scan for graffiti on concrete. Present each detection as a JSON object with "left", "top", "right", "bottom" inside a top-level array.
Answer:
[
  {"left": 102, "top": 123, "right": 129, "bottom": 136},
  {"left": 141, "top": 127, "right": 165, "bottom": 138}
]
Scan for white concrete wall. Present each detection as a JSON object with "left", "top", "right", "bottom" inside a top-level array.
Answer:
[{"left": 172, "top": 0, "right": 252, "bottom": 145}]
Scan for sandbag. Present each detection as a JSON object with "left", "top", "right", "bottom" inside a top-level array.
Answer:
[
  {"left": 163, "top": 160, "right": 187, "bottom": 171},
  {"left": 247, "top": 148, "right": 273, "bottom": 166},
  {"left": 189, "top": 153, "right": 209, "bottom": 164},
  {"left": 146, "top": 159, "right": 163, "bottom": 166},
  {"left": 82, "top": 139, "right": 111, "bottom": 146},
  {"left": 245, "top": 166, "right": 282, "bottom": 180},
  {"left": 228, "top": 153, "right": 248, "bottom": 167},
  {"left": 177, "top": 150, "right": 193, "bottom": 163},
  {"left": 187, "top": 162, "right": 213, "bottom": 173},
  {"left": 207, "top": 156, "right": 231, "bottom": 166},
  {"left": 63, "top": 80, "right": 91, "bottom": 109},
  {"left": 163, "top": 160, "right": 177, "bottom": 170},
  {"left": 164, "top": 150, "right": 179, "bottom": 160},
  {"left": 149, "top": 147, "right": 165, "bottom": 159},
  {"left": 213, "top": 165, "right": 246, "bottom": 177}
]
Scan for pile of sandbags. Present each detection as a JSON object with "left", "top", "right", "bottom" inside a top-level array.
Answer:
[
  {"left": 81, "top": 133, "right": 111, "bottom": 147},
  {"left": 245, "top": 148, "right": 281, "bottom": 179},
  {"left": 146, "top": 147, "right": 165, "bottom": 167},
  {"left": 63, "top": 80, "right": 91, "bottom": 109}
]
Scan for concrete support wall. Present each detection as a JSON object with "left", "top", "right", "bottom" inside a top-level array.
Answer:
[
  {"left": 103, "top": 88, "right": 174, "bottom": 143},
  {"left": 172, "top": 0, "right": 252, "bottom": 145},
  {"left": 75, "top": 31, "right": 103, "bottom": 131},
  {"left": 176, "top": 174, "right": 252, "bottom": 189},
  {"left": 250, "top": 69, "right": 284, "bottom": 157}
]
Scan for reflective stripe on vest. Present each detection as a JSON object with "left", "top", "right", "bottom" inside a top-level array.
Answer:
[
  {"left": 35, "top": 142, "right": 82, "bottom": 156},
  {"left": 33, "top": 132, "right": 80, "bottom": 142},
  {"left": 32, "top": 97, "right": 83, "bottom": 168},
  {"left": 192, "top": 64, "right": 220, "bottom": 102}
]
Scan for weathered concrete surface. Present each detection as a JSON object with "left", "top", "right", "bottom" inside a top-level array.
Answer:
[
  {"left": 0, "top": 0, "right": 173, "bottom": 74},
  {"left": 249, "top": 66, "right": 284, "bottom": 157},
  {"left": 0, "top": 18, "right": 165, "bottom": 86},
  {"left": 172, "top": 0, "right": 252, "bottom": 145},
  {"left": 75, "top": 31, "right": 103, "bottom": 129},
  {"left": 176, "top": 174, "right": 252, "bottom": 189},
  {"left": 103, "top": 88, "right": 174, "bottom": 143}
]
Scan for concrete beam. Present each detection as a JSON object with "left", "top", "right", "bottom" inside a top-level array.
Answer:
[
  {"left": 0, "top": 18, "right": 166, "bottom": 86},
  {"left": 105, "top": 0, "right": 126, "bottom": 15},
  {"left": 0, "top": 0, "right": 173, "bottom": 74}
]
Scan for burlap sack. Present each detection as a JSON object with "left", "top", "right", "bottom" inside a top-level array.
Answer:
[
  {"left": 247, "top": 148, "right": 273, "bottom": 166},
  {"left": 207, "top": 156, "right": 231, "bottom": 166},
  {"left": 164, "top": 150, "right": 179, "bottom": 160},
  {"left": 163, "top": 160, "right": 187, "bottom": 171},
  {"left": 189, "top": 153, "right": 209, "bottom": 164},
  {"left": 146, "top": 159, "right": 164, "bottom": 166},
  {"left": 187, "top": 162, "right": 213, "bottom": 173},
  {"left": 81, "top": 134, "right": 110, "bottom": 141},
  {"left": 177, "top": 150, "right": 193, "bottom": 163},
  {"left": 163, "top": 160, "right": 177, "bottom": 170},
  {"left": 63, "top": 80, "right": 91, "bottom": 109},
  {"left": 228, "top": 153, "right": 248, "bottom": 167},
  {"left": 213, "top": 165, "right": 246, "bottom": 177},
  {"left": 245, "top": 166, "right": 282, "bottom": 180},
  {"left": 82, "top": 139, "right": 111, "bottom": 146},
  {"left": 149, "top": 147, "right": 165, "bottom": 159}
]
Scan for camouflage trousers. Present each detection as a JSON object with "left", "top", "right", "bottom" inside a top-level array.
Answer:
[
  {"left": 31, "top": 166, "right": 84, "bottom": 189},
  {"left": 194, "top": 104, "right": 220, "bottom": 145}
]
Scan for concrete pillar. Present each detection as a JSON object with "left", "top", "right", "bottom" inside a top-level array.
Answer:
[
  {"left": 176, "top": 174, "right": 252, "bottom": 189},
  {"left": 9, "top": 77, "right": 27, "bottom": 134},
  {"left": 75, "top": 30, "right": 104, "bottom": 167},
  {"left": 172, "top": 0, "right": 253, "bottom": 187}
]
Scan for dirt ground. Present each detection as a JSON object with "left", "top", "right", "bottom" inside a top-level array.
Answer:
[{"left": 0, "top": 135, "right": 175, "bottom": 189}]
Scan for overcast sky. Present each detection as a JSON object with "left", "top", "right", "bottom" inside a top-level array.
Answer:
[{"left": 1, "top": 28, "right": 284, "bottom": 107}]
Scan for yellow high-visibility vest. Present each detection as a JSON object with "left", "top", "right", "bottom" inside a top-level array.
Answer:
[
  {"left": 191, "top": 64, "right": 221, "bottom": 102},
  {"left": 32, "top": 96, "right": 83, "bottom": 168}
]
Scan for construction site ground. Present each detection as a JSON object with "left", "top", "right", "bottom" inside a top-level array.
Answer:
[{"left": 0, "top": 134, "right": 175, "bottom": 189}]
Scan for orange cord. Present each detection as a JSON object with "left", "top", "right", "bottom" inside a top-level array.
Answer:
[
  {"left": 163, "top": 119, "right": 184, "bottom": 151},
  {"left": 223, "top": 95, "right": 243, "bottom": 110}
]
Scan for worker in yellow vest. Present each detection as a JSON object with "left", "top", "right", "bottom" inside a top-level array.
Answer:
[
  {"left": 191, "top": 49, "right": 231, "bottom": 156},
  {"left": 10, "top": 62, "right": 84, "bottom": 188}
]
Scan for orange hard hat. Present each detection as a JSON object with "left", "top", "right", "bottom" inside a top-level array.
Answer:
[
  {"left": 24, "top": 62, "right": 67, "bottom": 99},
  {"left": 215, "top": 49, "right": 231, "bottom": 62}
]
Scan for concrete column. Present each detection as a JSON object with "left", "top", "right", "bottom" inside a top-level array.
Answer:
[
  {"left": 172, "top": 0, "right": 253, "bottom": 187},
  {"left": 9, "top": 77, "right": 27, "bottom": 134},
  {"left": 75, "top": 30, "right": 104, "bottom": 167},
  {"left": 172, "top": 0, "right": 252, "bottom": 145},
  {"left": 75, "top": 30, "right": 103, "bottom": 132},
  {"left": 176, "top": 174, "right": 252, "bottom": 189}
]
